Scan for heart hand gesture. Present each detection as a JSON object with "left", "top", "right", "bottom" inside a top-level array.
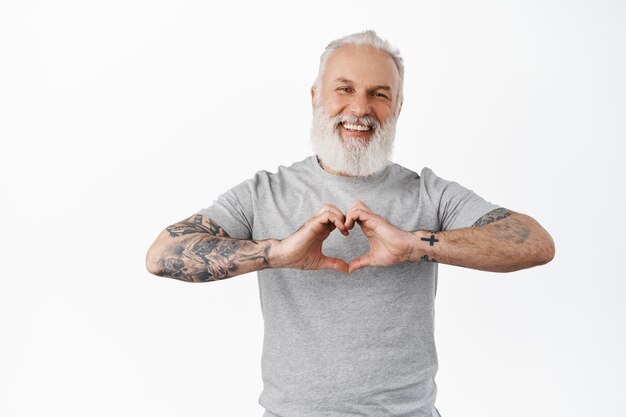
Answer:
[{"left": 272, "top": 201, "right": 418, "bottom": 274}]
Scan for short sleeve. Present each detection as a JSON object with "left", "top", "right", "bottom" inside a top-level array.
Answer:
[
  {"left": 421, "top": 168, "right": 501, "bottom": 231},
  {"left": 196, "top": 178, "right": 255, "bottom": 240}
]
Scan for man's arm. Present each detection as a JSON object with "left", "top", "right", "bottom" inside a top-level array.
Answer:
[
  {"left": 146, "top": 205, "right": 351, "bottom": 282},
  {"left": 145, "top": 214, "right": 276, "bottom": 282},
  {"left": 344, "top": 202, "right": 555, "bottom": 273},
  {"left": 411, "top": 208, "right": 555, "bottom": 272}
]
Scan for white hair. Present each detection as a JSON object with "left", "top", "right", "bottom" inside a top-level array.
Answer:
[{"left": 313, "top": 30, "right": 404, "bottom": 112}]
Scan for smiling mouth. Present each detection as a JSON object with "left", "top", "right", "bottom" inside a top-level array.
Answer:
[{"left": 340, "top": 122, "right": 372, "bottom": 132}]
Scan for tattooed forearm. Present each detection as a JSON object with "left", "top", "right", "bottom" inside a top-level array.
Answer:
[
  {"left": 166, "top": 214, "right": 229, "bottom": 238},
  {"left": 410, "top": 211, "right": 552, "bottom": 272},
  {"left": 472, "top": 208, "right": 513, "bottom": 227},
  {"left": 148, "top": 215, "right": 273, "bottom": 282},
  {"left": 157, "top": 235, "right": 271, "bottom": 282}
]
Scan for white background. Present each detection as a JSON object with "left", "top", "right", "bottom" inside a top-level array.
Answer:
[{"left": 1, "top": 1, "right": 624, "bottom": 416}]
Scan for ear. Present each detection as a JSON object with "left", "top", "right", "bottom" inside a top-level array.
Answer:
[
  {"left": 397, "top": 100, "right": 403, "bottom": 117},
  {"left": 310, "top": 87, "right": 316, "bottom": 112}
]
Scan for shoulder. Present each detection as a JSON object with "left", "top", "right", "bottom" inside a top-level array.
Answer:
[
  {"left": 417, "top": 166, "right": 458, "bottom": 192},
  {"left": 384, "top": 163, "right": 453, "bottom": 193},
  {"left": 399, "top": 166, "right": 465, "bottom": 204}
]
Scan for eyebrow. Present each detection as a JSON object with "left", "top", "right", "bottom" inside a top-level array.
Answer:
[{"left": 333, "top": 78, "right": 392, "bottom": 92}]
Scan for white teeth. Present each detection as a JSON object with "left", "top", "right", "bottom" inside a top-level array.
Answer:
[{"left": 342, "top": 123, "right": 371, "bottom": 132}]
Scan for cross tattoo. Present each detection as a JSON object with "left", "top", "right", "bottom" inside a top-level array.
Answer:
[{"left": 421, "top": 234, "right": 439, "bottom": 246}]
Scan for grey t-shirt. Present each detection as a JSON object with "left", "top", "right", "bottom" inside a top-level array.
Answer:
[{"left": 198, "top": 155, "right": 499, "bottom": 417}]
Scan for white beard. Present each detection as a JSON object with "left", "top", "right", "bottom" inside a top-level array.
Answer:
[{"left": 310, "top": 105, "right": 396, "bottom": 177}]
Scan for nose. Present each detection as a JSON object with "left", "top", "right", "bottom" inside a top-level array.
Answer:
[{"left": 347, "top": 91, "right": 372, "bottom": 117}]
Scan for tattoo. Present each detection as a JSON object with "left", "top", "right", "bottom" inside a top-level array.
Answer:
[
  {"left": 157, "top": 215, "right": 269, "bottom": 282},
  {"left": 472, "top": 208, "right": 513, "bottom": 227},
  {"left": 420, "top": 254, "right": 437, "bottom": 263},
  {"left": 158, "top": 236, "right": 270, "bottom": 282},
  {"left": 472, "top": 209, "right": 531, "bottom": 244},
  {"left": 491, "top": 217, "right": 531, "bottom": 244},
  {"left": 420, "top": 234, "right": 439, "bottom": 246},
  {"left": 166, "top": 215, "right": 229, "bottom": 238}
]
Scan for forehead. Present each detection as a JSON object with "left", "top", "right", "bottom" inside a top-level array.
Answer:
[{"left": 322, "top": 44, "right": 400, "bottom": 90}]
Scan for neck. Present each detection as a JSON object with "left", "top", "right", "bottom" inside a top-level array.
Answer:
[{"left": 316, "top": 156, "right": 355, "bottom": 177}]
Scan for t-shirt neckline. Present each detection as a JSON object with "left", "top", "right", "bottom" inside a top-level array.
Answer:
[{"left": 307, "top": 155, "right": 391, "bottom": 185}]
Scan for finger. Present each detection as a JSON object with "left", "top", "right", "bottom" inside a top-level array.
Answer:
[
  {"left": 314, "top": 203, "right": 332, "bottom": 216},
  {"left": 344, "top": 207, "right": 363, "bottom": 230},
  {"left": 333, "top": 217, "right": 349, "bottom": 236},
  {"left": 344, "top": 210, "right": 357, "bottom": 230},
  {"left": 307, "top": 210, "right": 337, "bottom": 231},
  {"left": 344, "top": 208, "right": 374, "bottom": 230},
  {"left": 348, "top": 254, "right": 372, "bottom": 273},
  {"left": 358, "top": 201, "right": 373, "bottom": 211},
  {"left": 314, "top": 202, "right": 346, "bottom": 220},
  {"left": 320, "top": 255, "right": 349, "bottom": 273},
  {"left": 317, "top": 210, "right": 349, "bottom": 236}
]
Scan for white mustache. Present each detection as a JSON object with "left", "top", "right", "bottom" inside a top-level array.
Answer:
[{"left": 334, "top": 113, "right": 380, "bottom": 129}]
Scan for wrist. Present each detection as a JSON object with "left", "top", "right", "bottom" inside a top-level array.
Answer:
[
  {"left": 266, "top": 239, "right": 289, "bottom": 269},
  {"left": 410, "top": 230, "right": 440, "bottom": 263}
]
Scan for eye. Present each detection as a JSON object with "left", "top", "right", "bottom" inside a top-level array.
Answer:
[
  {"left": 374, "top": 92, "right": 390, "bottom": 99},
  {"left": 337, "top": 86, "right": 352, "bottom": 93}
]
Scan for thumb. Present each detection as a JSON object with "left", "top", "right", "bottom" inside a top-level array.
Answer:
[
  {"left": 348, "top": 254, "right": 372, "bottom": 273},
  {"left": 320, "top": 255, "right": 349, "bottom": 273}
]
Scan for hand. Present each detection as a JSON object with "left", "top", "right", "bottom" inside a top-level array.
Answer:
[
  {"left": 344, "top": 200, "right": 416, "bottom": 273},
  {"left": 273, "top": 203, "right": 350, "bottom": 273}
]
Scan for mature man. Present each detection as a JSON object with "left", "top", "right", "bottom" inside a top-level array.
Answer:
[{"left": 146, "top": 30, "right": 555, "bottom": 417}]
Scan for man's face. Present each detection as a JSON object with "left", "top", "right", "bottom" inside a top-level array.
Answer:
[
  {"left": 312, "top": 44, "right": 401, "bottom": 142},
  {"left": 310, "top": 44, "right": 402, "bottom": 177}
]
